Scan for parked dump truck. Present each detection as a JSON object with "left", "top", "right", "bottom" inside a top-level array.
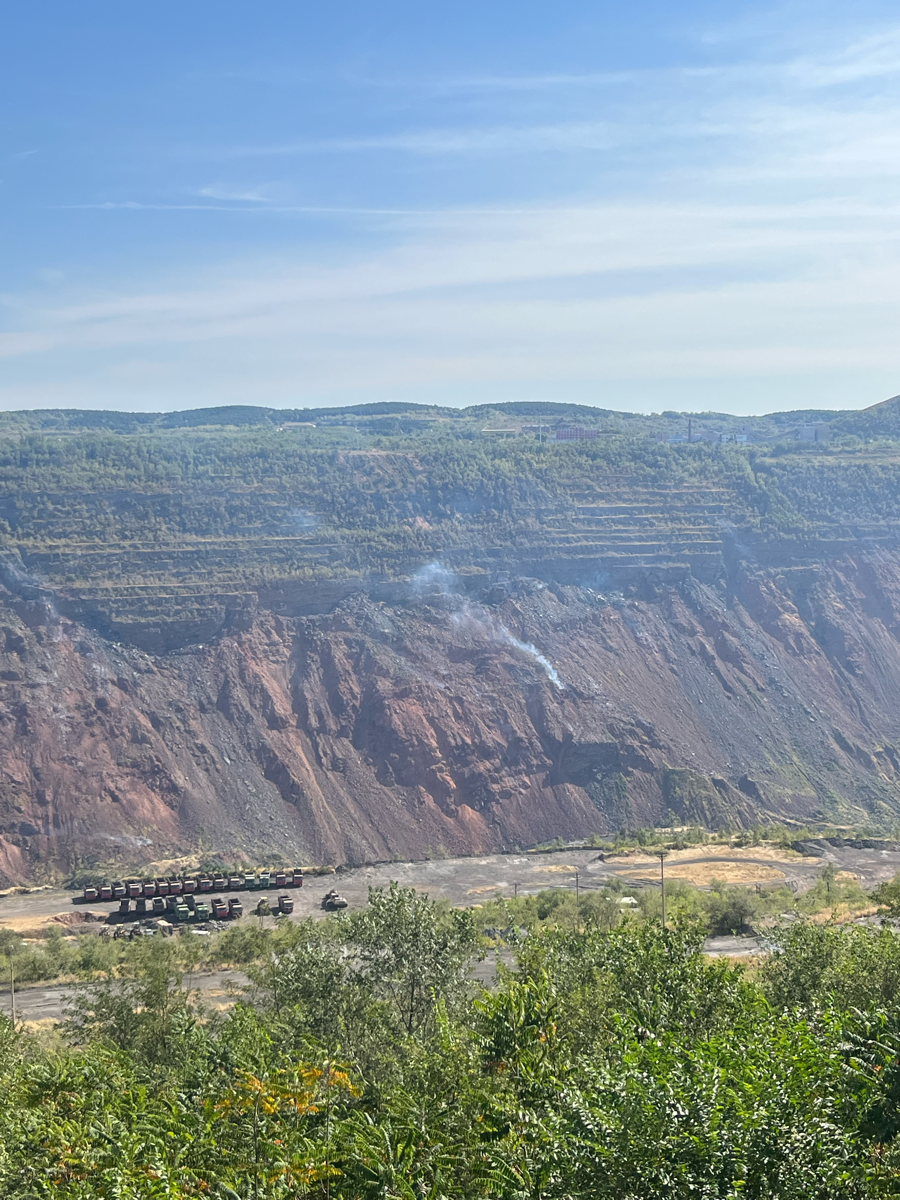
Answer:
[{"left": 79, "top": 866, "right": 305, "bottom": 905}]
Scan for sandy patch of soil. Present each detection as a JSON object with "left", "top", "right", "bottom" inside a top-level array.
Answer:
[
  {"left": 531, "top": 864, "right": 579, "bottom": 874},
  {"left": 0, "top": 911, "right": 105, "bottom": 938},
  {"left": 606, "top": 844, "right": 803, "bottom": 867},
  {"left": 619, "top": 862, "right": 786, "bottom": 885}
]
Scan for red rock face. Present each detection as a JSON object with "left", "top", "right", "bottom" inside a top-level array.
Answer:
[{"left": 2, "top": 554, "right": 900, "bottom": 882}]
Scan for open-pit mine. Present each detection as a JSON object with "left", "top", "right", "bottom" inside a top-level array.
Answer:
[{"left": 2, "top": 399, "right": 900, "bottom": 882}]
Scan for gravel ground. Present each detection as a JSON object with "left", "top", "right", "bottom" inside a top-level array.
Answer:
[
  {"left": 2, "top": 841, "right": 897, "bottom": 935},
  {"left": 1, "top": 838, "right": 897, "bottom": 1023},
  {"left": 0, "top": 969, "right": 250, "bottom": 1024}
]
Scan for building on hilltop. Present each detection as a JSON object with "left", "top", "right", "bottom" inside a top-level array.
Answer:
[
  {"left": 555, "top": 426, "right": 600, "bottom": 441},
  {"left": 798, "top": 424, "right": 831, "bottom": 442}
]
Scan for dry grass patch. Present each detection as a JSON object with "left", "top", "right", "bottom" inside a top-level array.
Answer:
[
  {"left": 606, "top": 844, "right": 804, "bottom": 867},
  {"left": 810, "top": 904, "right": 878, "bottom": 925},
  {"left": 619, "top": 862, "right": 786, "bottom": 886},
  {"left": 0, "top": 911, "right": 105, "bottom": 938}
]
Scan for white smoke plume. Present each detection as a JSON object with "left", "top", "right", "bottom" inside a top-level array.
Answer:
[
  {"left": 413, "top": 560, "right": 565, "bottom": 691},
  {"left": 498, "top": 629, "right": 564, "bottom": 691},
  {"left": 411, "top": 561, "right": 458, "bottom": 595}
]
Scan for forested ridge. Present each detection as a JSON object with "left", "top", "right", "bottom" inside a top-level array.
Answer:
[
  {"left": 2, "top": 417, "right": 899, "bottom": 610},
  {"left": 5, "top": 881, "right": 900, "bottom": 1197}
]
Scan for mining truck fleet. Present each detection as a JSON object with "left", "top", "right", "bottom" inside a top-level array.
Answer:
[{"left": 76, "top": 868, "right": 306, "bottom": 927}]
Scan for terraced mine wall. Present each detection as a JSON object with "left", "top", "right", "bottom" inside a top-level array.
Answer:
[
  {"left": 4, "top": 545, "right": 900, "bottom": 883},
  {"left": 2, "top": 429, "right": 900, "bottom": 881}
]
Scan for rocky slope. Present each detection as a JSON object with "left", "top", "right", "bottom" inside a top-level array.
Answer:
[{"left": 3, "top": 549, "right": 900, "bottom": 883}]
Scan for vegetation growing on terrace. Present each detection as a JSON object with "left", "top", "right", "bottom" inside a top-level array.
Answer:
[{"left": 1, "top": 409, "right": 898, "bottom": 640}]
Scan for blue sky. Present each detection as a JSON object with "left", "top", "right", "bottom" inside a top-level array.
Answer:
[{"left": 2, "top": 1, "right": 900, "bottom": 414}]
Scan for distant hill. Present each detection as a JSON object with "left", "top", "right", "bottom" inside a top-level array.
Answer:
[
  {"left": 0, "top": 398, "right": 866, "bottom": 436},
  {"left": 832, "top": 395, "right": 900, "bottom": 439}
]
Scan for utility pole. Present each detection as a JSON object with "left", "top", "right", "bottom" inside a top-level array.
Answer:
[
  {"left": 10, "top": 963, "right": 15, "bottom": 1027},
  {"left": 656, "top": 851, "right": 668, "bottom": 929},
  {"left": 575, "top": 870, "right": 580, "bottom": 904},
  {"left": 513, "top": 882, "right": 518, "bottom": 900}
]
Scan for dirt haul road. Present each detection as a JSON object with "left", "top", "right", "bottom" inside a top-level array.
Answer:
[
  {"left": 0, "top": 841, "right": 896, "bottom": 1024},
  {"left": 0, "top": 840, "right": 896, "bottom": 937}
]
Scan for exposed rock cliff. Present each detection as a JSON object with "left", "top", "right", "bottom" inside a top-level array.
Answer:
[{"left": 3, "top": 550, "right": 900, "bottom": 883}]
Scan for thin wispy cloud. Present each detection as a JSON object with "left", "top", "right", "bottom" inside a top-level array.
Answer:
[
  {"left": 51, "top": 201, "right": 481, "bottom": 216},
  {"left": 5, "top": 7, "right": 900, "bottom": 413},
  {"left": 355, "top": 70, "right": 643, "bottom": 92},
  {"left": 195, "top": 185, "right": 272, "bottom": 202},
  {"left": 790, "top": 29, "right": 900, "bottom": 86},
  {"left": 54, "top": 201, "right": 257, "bottom": 212},
  {"left": 224, "top": 121, "right": 623, "bottom": 158}
]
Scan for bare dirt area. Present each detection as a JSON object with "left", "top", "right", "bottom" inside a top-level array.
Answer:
[
  {"left": 619, "top": 862, "right": 787, "bottom": 885},
  {"left": 0, "top": 841, "right": 897, "bottom": 1022},
  {"left": 0, "top": 841, "right": 898, "bottom": 937},
  {"left": 286, "top": 841, "right": 900, "bottom": 909},
  {"left": 1, "top": 970, "right": 250, "bottom": 1026},
  {"left": 605, "top": 846, "right": 805, "bottom": 866}
]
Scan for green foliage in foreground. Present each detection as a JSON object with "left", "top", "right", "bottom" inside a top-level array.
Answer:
[{"left": 1, "top": 885, "right": 900, "bottom": 1196}]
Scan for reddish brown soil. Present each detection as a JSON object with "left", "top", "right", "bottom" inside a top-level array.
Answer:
[{"left": 2, "top": 552, "right": 900, "bottom": 882}]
